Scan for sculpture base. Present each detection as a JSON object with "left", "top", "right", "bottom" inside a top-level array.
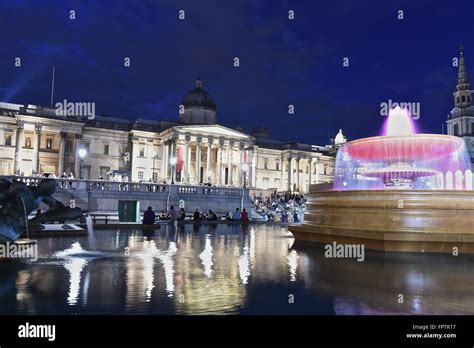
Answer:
[{"left": 289, "top": 190, "right": 474, "bottom": 253}]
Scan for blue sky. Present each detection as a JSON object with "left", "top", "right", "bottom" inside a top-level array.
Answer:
[{"left": 0, "top": 0, "right": 473, "bottom": 144}]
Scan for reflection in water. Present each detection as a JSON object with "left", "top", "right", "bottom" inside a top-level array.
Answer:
[
  {"left": 237, "top": 236, "right": 250, "bottom": 285},
  {"left": 136, "top": 240, "right": 159, "bottom": 302},
  {"left": 64, "top": 258, "right": 88, "bottom": 305},
  {"left": 287, "top": 250, "right": 298, "bottom": 282},
  {"left": 199, "top": 235, "right": 213, "bottom": 278},
  {"left": 2, "top": 225, "right": 474, "bottom": 315},
  {"left": 55, "top": 242, "right": 89, "bottom": 306},
  {"left": 158, "top": 242, "right": 177, "bottom": 298}
]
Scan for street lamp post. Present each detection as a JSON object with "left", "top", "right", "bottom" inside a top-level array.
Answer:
[
  {"left": 78, "top": 148, "right": 88, "bottom": 179},
  {"left": 170, "top": 156, "right": 177, "bottom": 184},
  {"left": 242, "top": 163, "right": 249, "bottom": 188}
]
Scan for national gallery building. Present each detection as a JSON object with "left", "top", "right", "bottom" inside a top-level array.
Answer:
[{"left": 0, "top": 78, "right": 342, "bottom": 193}]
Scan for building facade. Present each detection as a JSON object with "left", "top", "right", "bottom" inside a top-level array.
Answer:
[
  {"left": 0, "top": 78, "right": 340, "bottom": 192},
  {"left": 447, "top": 47, "right": 474, "bottom": 161}
]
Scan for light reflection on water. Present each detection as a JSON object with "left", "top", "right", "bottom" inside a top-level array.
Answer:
[{"left": 1, "top": 224, "right": 474, "bottom": 315}]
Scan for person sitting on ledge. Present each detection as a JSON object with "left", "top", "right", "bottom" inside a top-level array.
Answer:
[
  {"left": 193, "top": 209, "right": 200, "bottom": 221},
  {"left": 159, "top": 210, "right": 168, "bottom": 220},
  {"left": 241, "top": 208, "right": 249, "bottom": 222},
  {"left": 293, "top": 211, "right": 299, "bottom": 223},
  {"left": 143, "top": 206, "right": 156, "bottom": 225},
  {"left": 207, "top": 210, "right": 218, "bottom": 221},
  {"left": 234, "top": 208, "right": 241, "bottom": 221}
]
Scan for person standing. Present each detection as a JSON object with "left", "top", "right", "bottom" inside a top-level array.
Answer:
[
  {"left": 179, "top": 208, "right": 186, "bottom": 221},
  {"left": 193, "top": 208, "right": 200, "bottom": 221},
  {"left": 169, "top": 206, "right": 177, "bottom": 221}
]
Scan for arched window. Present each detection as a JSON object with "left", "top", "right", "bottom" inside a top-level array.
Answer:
[
  {"left": 462, "top": 96, "right": 466, "bottom": 103},
  {"left": 453, "top": 124, "right": 459, "bottom": 136}
]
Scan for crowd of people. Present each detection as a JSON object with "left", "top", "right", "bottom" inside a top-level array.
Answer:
[
  {"left": 142, "top": 206, "right": 250, "bottom": 225},
  {"left": 252, "top": 191, "right": 306, "bottom": 223}
]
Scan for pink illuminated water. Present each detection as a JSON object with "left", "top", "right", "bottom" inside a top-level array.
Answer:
[{"left": 334, "top": 107, "right": 471, "bottom": 190}]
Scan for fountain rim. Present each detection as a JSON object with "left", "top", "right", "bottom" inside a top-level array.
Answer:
[{"left": 340, "top": 133, "right": 465, "bottom": 161}]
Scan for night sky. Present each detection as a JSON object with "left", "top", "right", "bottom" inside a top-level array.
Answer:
[{"left": 0, "top": 0, "right": 473, "bottom": 145}]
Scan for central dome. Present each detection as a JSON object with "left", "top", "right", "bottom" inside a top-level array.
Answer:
[
  {"left": 181, "top": 78, "right": 216, "bottom": 110},
  {"left": 179, "top": 78, "right": 217, "bottom": 125}
]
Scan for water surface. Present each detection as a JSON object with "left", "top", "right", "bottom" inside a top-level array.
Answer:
[{"left": 1, "top": 224, "right": 473, "bottom": 315}]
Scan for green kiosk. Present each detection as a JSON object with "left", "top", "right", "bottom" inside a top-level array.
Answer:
[{"left": 118, "top": 200, "right": 140, "bottom": 223}]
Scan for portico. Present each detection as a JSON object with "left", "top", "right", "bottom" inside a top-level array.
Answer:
[{"left": 158, "top": 125, "right": 255, "bottom": 187}]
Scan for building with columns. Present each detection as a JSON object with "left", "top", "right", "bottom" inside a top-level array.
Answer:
[
  {"left": 447, "top": 46, "right": 474, "bottom": 161},
  {"left": 0, "top": 78, "right": 341, "bottom": 192}
]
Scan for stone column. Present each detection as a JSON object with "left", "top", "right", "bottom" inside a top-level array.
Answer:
[
  {"left": 217, "top": 139, "right": 224, "bottom": 186},
  {"left": 74, "top": 134, "right": 83, "bottom": 178},
  {"left": 296, "top": 157, "right": 301, "bottom": 192},
  {"left": 160, "top": 140, "right": 166, "bottom": 182},
  {"left": 315, "top": 158, "right": 320, "bottom": 184},
  {"left": 238, "top": 143, "right": 244, "bottom": 187},
  {"left": 166, "top": 139, "right": 173, "bottom": 184},
  {"left": 309, "top": 158, "right": 313, "bottom": 187},
  {"left": 227, "top": 141, "right": 234, "bottom": 185},
  {"left": 195, "top": 137, "right": 202, "bottom": 184},
  {"left": 58, "top": 130, "right": 67, "bottom": 176},
  {"left": 13, "top": 122, "right": 24, "bottom": 174},
  {"left": 32, "top": 124, "right": 42, "bottom": 174},
  {"left": 248, "top": 147, "right": 254, "bottom": 188},
  {"left": 171, "top": 139, "right": 177, "bottom": 183},
  {"left": 287, "top": 156, "right": 292, "bottom": 191},
  {"left": 131, "top": 136, "right": 139, "bottom": 181},
  {"left": 184, "top": 134, "right": 190, "bottom": 183},
  {"left": 206, "top": 138, "right": 212, "bottom": 183}
]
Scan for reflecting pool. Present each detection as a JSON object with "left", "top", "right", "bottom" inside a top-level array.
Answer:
[{"left": 1, "top": 223, "right": 474, "bottom": 315}]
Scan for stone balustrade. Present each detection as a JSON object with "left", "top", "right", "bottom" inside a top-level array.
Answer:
[{"left": 1, "top": 176, "right": 249, "bottom": 214}]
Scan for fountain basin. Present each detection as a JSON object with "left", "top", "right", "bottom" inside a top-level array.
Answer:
[{"left": 289, "top": 189, "right": 474, "bottom": 253}]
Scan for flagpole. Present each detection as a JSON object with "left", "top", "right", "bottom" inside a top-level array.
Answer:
[{"left": 50, "top": 67, "right": 55, "bottom": 107}]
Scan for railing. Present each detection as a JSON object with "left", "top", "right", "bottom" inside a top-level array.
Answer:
[{"left": 1, "top": 176, "right": 245, "bottom": 196}]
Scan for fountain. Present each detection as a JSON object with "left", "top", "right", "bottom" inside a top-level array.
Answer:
[
  {"left": 290, "top": 107, "right": 474, "bottom": 253},
  {"left": 334, "top": 107, "right": 471, "bottom": 190},
  {"left": 0, "top": 178, "right": 83, "bottom": 243}
]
